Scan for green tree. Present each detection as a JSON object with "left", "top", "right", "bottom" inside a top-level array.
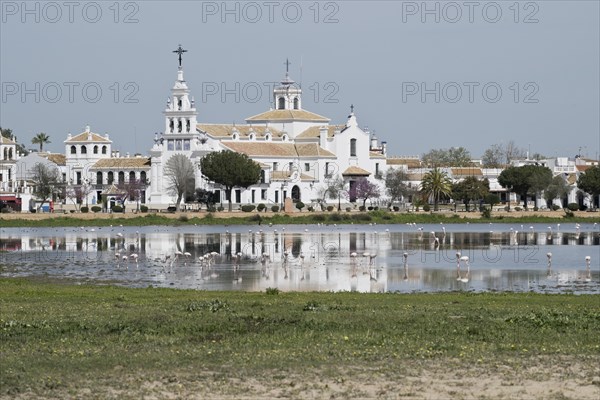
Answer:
[
  {"left": 544, "top": 175, "right": 569, "bottom": 209},
  {"left": 31, "top": 132, "right": 51, "bottom": 152},
  {"left": 452, "top": 176, "right": 490, "bottom": 211},
  {"left": 420, "top": 168, "right": 453, "bottom": 211},
  {"left": 422, "top": 147, "right": 472, "bottom": 167},
  {"left": 577, "top": 165, "right": 600, "bottom": 208},
  {"left": 385, "top": 168, "right": 414, "bottom": 207},
  {"left": 1, "top": 127, "right": 28, "bottom": 156},
  {"left": 200, "top": 151, "right": 261, "bottom": 212},
  {"left": 164, "top": 154, "right": 196, "bottom": 211},
  {"left": 498, "top": 165, "right": 552, "bottom": 209},
  {"left": 29, "top": 162, "right": 61, "bottom": 211}
]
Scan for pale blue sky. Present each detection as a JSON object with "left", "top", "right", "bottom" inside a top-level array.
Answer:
[{"left": 1, "top": 1, "right": 599, "bottom": 159}]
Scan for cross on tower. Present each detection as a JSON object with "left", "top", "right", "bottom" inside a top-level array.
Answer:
[
  {"left": 350, "top": 104, "right": 354, "bottom": 113},
  {"left": 173, "top": 44, "right": 187, "bottom": 68},
  {"left": 284, "top": 58, "right": 291, "bottom": 74}
]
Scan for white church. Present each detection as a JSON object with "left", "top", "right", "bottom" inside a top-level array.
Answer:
[{"left": 145, "top": 49, "right": 388, "bottom": 209}]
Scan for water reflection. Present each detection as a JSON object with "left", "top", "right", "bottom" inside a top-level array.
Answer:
[{"left": 0, "top": 223, "right": 598, "bottom": 293}]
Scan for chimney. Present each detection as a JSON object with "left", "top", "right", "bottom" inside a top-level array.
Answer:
[
  {"left": 381, "top": 141, "right": 387, "bottom": 156},
  {"left": 319, "top": 126, "right": 328, "bottom": 150}
]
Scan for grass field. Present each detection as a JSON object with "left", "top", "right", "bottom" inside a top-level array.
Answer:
[
  {"left": 1, "top": 209, "right": 598, "bottom": 228},
  {"left": 1, "top": 278, "right": 599, "bottom": 399}
]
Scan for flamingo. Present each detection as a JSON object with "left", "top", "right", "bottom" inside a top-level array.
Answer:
[
  {"left": 585, "top": 256, "right": 591, "bottom": 282},
  {"left": 546, "top": 252, "right": 552, "bottom": 277},
  {"left": 183, "top": 251, "right": 191, "bottom": 265},
  {"left": 455, "top": 252, "right": 462, "bottom": 281},
  {"left": 459, "top": 256, "right": 470, "bottom": 283},
  {"left": 403, "top": 252, "right": 409, "bottom": 281},
  {"left": 129, "top": 253, "right": 139, "bottom": 268}
]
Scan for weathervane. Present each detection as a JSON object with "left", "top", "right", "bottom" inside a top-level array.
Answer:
[{"left": 173, "top": 44, "right": 187, "bottom": 68}]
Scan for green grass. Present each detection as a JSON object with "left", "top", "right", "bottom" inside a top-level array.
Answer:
[
  {"left": 1, "top": 278, "right": 599, "bottom": 397},
  {"left": 1, "top": 210, "right": 597, "bottom": 228}
]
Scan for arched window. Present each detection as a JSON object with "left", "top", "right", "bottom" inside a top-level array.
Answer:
[
  {"left": 2, "top": 148, "right": 6, "bottom": 160},
  {"left": 107, "top": 171, "right": 114, "bottom": 184},
  {"left": 93, "top": 145, "right": 98, "bottom": 154},
  {"left": 81, "top": 145, "right": 87, "bottom": 154},
  {"left": 264, "top": 133, "right": 271, "bottom": 141},
  {"left": 282, "top": 134, "right": 289, "bottom": 142},
  {"left": 118, "top": 171, "right": 124, "bottom": 184},
  {"left": 248, "top": 132, "right": 255, "bottom": 141},
  {"left": 278, "top": 97, "right": 285, "bottom": 110},
  {"left": 129, "top": 171, "right": 135, "bottom": 182},
  {"left": 260, "top": 170, "right": 266, "bottom": 184},
  {"left": 96, "top": 171, "right": 103, "bottom": 185},
  {"left": 102, "top": 145, "right": 107, "bottom": 154},
  {"left": 140, "top": 171, "right": 146, "bottom": 183},
  {"left": 350, "top": 139, "right": 357, "bottom": 157},
  {"left": 70, "top": 145, "right": 76, "bottom": 154},
  {"left": 8, "top": 148, "right": 13, "bottom": 160},
  {"left": 293, "top": 97, "right": 299, "bottom": 109}
]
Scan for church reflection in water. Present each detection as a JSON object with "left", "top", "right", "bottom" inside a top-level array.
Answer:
[{"left": 1, "top": 226, "right": 598, "bottom": 294}]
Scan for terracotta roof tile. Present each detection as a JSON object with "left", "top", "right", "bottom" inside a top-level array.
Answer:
[
  {"left": 296, "top": 125, "right": 345, "bottom": 138},
  {"left": 387, "top": 158, "right": 422, "bottom": 168},
  {"left": 92, "top": 158, "right": 151, "bottom": 169},
  {"left": 198, "top": 124, "right": 283, "bottom": 138},
  {"left": 342, "top": 166, "right": 371, "bottom": 176},
  {"left": 44, "top": 153, "right": 66, "bottom": 166},
  {"left": 246, "top": 109, "right": 330, "bottom": 122},
  {"left": 65, "top": 132, "right": 111, "bottom": 143},
  {"left": 451, "top": 168, "right": 483, "bottom": 176},
  {"left": 1, "top": 136, "right": 16, "bottom": 144}
]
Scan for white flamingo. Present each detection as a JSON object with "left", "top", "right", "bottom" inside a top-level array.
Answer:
[
  {"left": 585, "top": 256, "right": 591, "bottom": 282},
  {"left": 459, "top": 256, "right": 470, "bottom": 283},
  {"left": 403, "top": 252, "right": 409, "bottom": 281},
  {"left": 129, "top": 253, "right": 139, "bottom": 268}
]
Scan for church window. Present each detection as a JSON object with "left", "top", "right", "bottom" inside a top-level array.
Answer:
[
  {"left": 261, "top": 189, "right": 267, "bottom": 200},
  {"left": 93, "top": 145, "right": 98, "bottom": 154},
  {"left": 175, "top": 140, "right": 182, "bottom": 151},
  {"left": 305, "top": 163, "right": 310, "bottom": 172},
  {"left": 70, "top": 145, "right": 76, "bottom": 154},
  {"left": 107, "top": 171, "right": 114, "bottom": 184},
  {"left": 293, "top": 97, "right": 299, "bottom": 109},
  {"left": 260, "top": 170, "right": 266, "bottom": 184},
  {"left": 140, "top": 171, "right": 146, "bottom": 183},
  {"left": 118, "top": 171, "right": 125, "bottom": 184},
  {"left": 278, "top": 97, "right": 285, "bottom": 110},
  {"left": 183, "top": 139, "right": 190, "bottom": 151},
  {"left": 129, "top": 171, "right": 135, "bottom": 182},
  {"left": 102, "top": 145, "right": 107, "bottom": 154},
  {"left": 81, "top": 146, "right": 87, "bottom": 154},
  {"left": 178, "top": 98, "right": 182, "bottom": 110},
  {"left": 350, "top": 139, "right": 357, "bottom": 157},
  {"left": 177, "top": 120, "right": 182, "bottom": 133},
  {"left": 167, "top": 140, "right": 174, "bottom": 151},
  {"left": 186, "top": 119, "right": 190, "bottom": 133},
  {"left": 96, "top": 172, "right": 103, "bottom": 185},
  {"left": 169, "top": 119, "right": 174, "bottom": 133},
  {"left": 273, "top": 162, "right": 278, "bottom": 170}
]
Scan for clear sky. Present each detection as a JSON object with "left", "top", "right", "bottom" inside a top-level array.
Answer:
[{"left": 1, "top": 1, "right": 599, "bottom": 160}]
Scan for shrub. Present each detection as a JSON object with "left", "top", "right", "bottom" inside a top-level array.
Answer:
[
  {"left": 514, "top": 206, "right": 522, "bottom": 211},
  {"left": 326, "top": 205, "right": 334, "bottom": 212},
  {"left": 217, "top": 206, "right": 224, "bottom": 212},
  {"left": 346, "top": 207, "right": 352, "bottom": 212},
  {"left": 178, "top": 215, "right": 189, "bottom": 222},
  {"left": 564, "top": 209, "right": 575, "bottom": 218},
  {"left": 481, "top": 208, "right": 491, "bottom": 219},
  {"left": 91, "top": 206, "right": 101, "bottom": 213},
  {"left": 257, "top": 203, "right": 266, "bottom": 212},
  {"left": 551, "top": 204, "right": 560, "bottom": 211},
  {"left": 248, "top": 214, "right": 262, "bottom": 222},
  {"left": 295, "top": 201, "right": 305, "bottom": 211},
  {"left": 329, "top": 213, "right": 343, "bottom": 222},
  {"left": 271, "top": 205, "right": 280, "bottom": 212},
  {"left": 312, "top": 214, "right": 326, "bottom": 222},
  {"left": 374, "top": 206, "right": 379, "bottom": 211},
  {"left": 307, "top": 206, "right": 314, "bottom": 212},
  {"left": 567, "top": 203, "right": 579, "bottom": 211},
  {"left": 504, "top": 206, "right": 510, "bottom": 212},
  {"left": 1, "top": 207, "right": 11, "bottom": 213},
  {"left": 207, "top": 206, "right": 217, "bottom": 212},
  {"left": 352, "top": 213, "right": 372, "bottom": 222},
  {"left": 80, "top": 206, "right": 89, "bottom": 213},
  {"left": 393, "top": 206, "right": 400, "bottom": 212},
  {"left": 111, "top": 205, "right": 123, "bottom": 213},
  {"left": 359, "top": 206, "right": 366, "bottom": 212},
  {"left": 422, "top": 204, "right": 431, "bottom": 212},
  {"left": 241, "top": 205, "right": 256, "bottom": 212},
  {"left": 140, "top": 205, "right": 148, "bottom": 213},
  {"left": 367, "top": 206, "right": 373, "bottom": 211},
  {"left": 266, "top": 287, "right": 279, "bottom": 295},
  {"left": 533, "top": 206, "right": 539, "bottom": 211}
]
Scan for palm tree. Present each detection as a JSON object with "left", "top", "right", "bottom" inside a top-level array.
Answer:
[
  {"left": 420, "top": 168, "right": 453, "bottom": 211},
  {"left": 31, "top": 132, "right": 51, "bottom": 152}
]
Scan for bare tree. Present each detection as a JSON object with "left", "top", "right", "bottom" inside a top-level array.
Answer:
[
  {"left": 117, "top": 179, "right": 145, "bottom": 211},
  {"left": 385, "top": 168, "right": 414, "bottom": 207},
  {"left": 164, "top": 154, "right": 195, "bottom": 211},
  {"left": 65, "top": 185, "right": 93, "bottom": 211},
  {"left": 482, "top": 141, "right": 528, "bottom": 167},
  {"left": 29, "top": 162, "right": 61, "bottom": 211}
]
